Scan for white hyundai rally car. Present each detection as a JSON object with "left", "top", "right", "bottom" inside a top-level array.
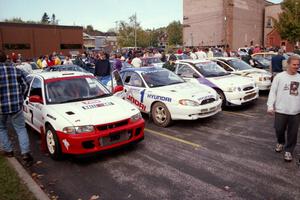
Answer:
[
  {"left": 174, "top": 60, "right": 259, "bottom": 106},
  {"left": 211, "top": 57, "right": 272, "bottom": 90},
  {"left": 23, "top": 72, "right": 144, "bottom": 160},
  {"left": 120, "top": 67, "right": 222, "bottom": 127}
]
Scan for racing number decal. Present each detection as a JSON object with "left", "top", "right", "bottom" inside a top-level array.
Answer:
[
  {"left": 140, "top": 89, "right": 146, "bottom": 103},
  {"left": 29, "top": 110, "right": 34, "bottom": 124}
]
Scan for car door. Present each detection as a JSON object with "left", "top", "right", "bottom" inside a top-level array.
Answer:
[
  {"left": 122, "top": 71, "right": 147, "bottom": 112},
  {"left": 25, "top": 77, "right": 45, "bottom": 131}
]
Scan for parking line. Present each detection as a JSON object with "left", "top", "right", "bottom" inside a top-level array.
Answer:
[
  {"left": 223, "top": 111, "right": 256, "bottom": 118},
  {"left": 145, "top": 128, "right": 201, "bottom": 148}
]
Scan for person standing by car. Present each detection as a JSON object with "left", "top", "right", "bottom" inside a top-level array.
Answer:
[
  {"left": 0, "top": 50, "right": 33, "bottom": 166},
  {"left": 94, "top": 51, "right": 111, "bottom": 84},
  {"left": 163, "top": 56, "right": 176, "bottom": 72},
  {"left": 270, "top": 49, "right": 285, "bottom": 77},
  {"left": 267, "top": 55, "right": 300, "bottom": 162},
  {"left": 63, "top": 55, "right": 73, "bottom": 65},
  {"left": 131, "top": 53, "right": 142, "bottom": 68}
]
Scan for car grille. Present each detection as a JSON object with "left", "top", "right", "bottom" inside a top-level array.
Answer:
[
  {"left": 96, "top": 119, "right": 129, "bottom": 131},
  {"left": 244, "top": 93, "right": 256, "bottom": 100},
  {"left": 243, "top": 86, "right": 254, "bottom": 91},
  {"left": 200, "top": 98, "right": 215, "bottom": 105}
]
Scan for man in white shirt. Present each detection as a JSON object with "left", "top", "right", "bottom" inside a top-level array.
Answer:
[
  {"left": 267, "top": 55, "right": 300, "bottom": 162},
  {"left": 195, "top": 47, "right": 207, "bottom": 59},
  {"left": 131, "top": 53, "right": 142, "bottom": 68}
]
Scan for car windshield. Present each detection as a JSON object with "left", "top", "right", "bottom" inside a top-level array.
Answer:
[
  {"left": 45, "top": 76, "right": 111, "bottom": 104},
  {"left": 142, "top": 57, "right": 162, "bottom": 66},
  {"left": 43, "top": 65, "right": 89, "bottom": 73},
  {"left": 141, "top": 70, "right": 184, "bottom": 88},
  {"left": 255, "top": 57, "right": 270, "bottom": 66},
  {"left": 227, "top": 59, "right": 253, "bottom": 70},
  {"left": 195, "top": 62, "right": 229, "bottom": 77}
]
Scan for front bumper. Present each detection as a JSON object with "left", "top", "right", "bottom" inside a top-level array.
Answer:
[
  {"left": 169, "top": 99, "right": 222, "bottom": 120},
  {"left": 256, "top": 81, "right": 271, "bottom": 90},
  {"left": 56, "top": 119, "right": 144, "bottom": 155},
  {"left": 224, "top": 88, "right": 259, "bottom": 106}
]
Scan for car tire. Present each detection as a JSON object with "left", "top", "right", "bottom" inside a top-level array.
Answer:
[
  {"left": 45, "top": 125, "right": 63, "bottom": 160},
  {"left": 151, "top": 102, "right": 172, "bottom": 127},
  {"left": 216, "top": 89, "right": 226, "bottom": 107}
]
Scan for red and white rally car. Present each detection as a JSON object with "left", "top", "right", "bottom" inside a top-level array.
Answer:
[{"left": 23, "top": 71, "right": 144, "bottom": 159}]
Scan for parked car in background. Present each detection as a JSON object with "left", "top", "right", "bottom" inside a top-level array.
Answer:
[
  {"left": 211, "top": 57, "right": 272, "bottom": 90},
  {"left": 174, "top": 60, "right": 259, "bottom": 106},
  {"left": 23, "top": 72, "right": 144, "bottom": 159},
  {"left": 141, "top": 57, "right": 164, "bottom": 67},
  {"left": 120, "top": 67, "right": 222, "bottom": 127},
  {"left": 16, "top": 62, "right": 43, "bottom": 74}
]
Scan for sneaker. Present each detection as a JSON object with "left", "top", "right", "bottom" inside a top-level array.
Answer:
[
  {"left": 275, "top": 144, "right": 284, "bottom": 153},
  {"left": 21, "top": 153, "right": 34, "bottom": 167},
  {"left": 284, "top": 152, "right": 293, "bottom": 162}
]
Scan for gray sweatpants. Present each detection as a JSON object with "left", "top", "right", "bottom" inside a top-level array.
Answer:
[{"left": 274, "top": 113, "right": 300, "bottom": 153}]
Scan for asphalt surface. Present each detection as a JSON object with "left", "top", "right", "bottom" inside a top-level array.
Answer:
[{"left": 12, "top": 92, "right": 300, "bottom": 200}]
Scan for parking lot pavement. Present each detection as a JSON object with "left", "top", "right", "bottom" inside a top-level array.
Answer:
[{"left": 23, "top": 93, "right": 300, "bottom": 200}]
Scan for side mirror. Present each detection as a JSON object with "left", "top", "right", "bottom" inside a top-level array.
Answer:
[
  {"left": 29, "top": 95, "right": 43, "bottom": 104},
  {"left": 113, "top": 85, "right": 124, "bottom": 94}
]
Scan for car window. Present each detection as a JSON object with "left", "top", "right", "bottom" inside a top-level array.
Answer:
[
  {"left": 129, "top": 73, "right": 144, "bottom": 87},
  {"left": 29, "top": 77, "right": 43, "bottom": 97},
  {"left": 177, "top": 64, "right": 195, "bottom": 78},
  {"left": 142, "top": 69, "right": 184, "bottom": 88},
  {"left": 227, "top": 59, "right": 253, "bottom": 70},
  {"left": 216, "top": 61, "right": 233, "bottom": 71}
]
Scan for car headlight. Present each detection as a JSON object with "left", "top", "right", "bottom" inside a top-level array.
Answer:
[
  {"left": 63, "top": 125, "right": 94, "bottom": 134},
  {"left": 130, "top": 112, "right": 142, "bottom": 122},
  {"left": 179, "top": 99, "right": 200, "bottom": 106},
  {"left": 227, "top": 86, "right": 241, "bottom": 92}
]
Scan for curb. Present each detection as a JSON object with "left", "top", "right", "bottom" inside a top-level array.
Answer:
[{"left": 6, "top": 157, "right": 51, "bottom": 200}]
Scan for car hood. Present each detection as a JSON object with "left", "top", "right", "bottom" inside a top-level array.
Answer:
[
  {"left": 208, "top": 74, "right": 254, "bottom": 87},
  {"left": 151, "top": 82, "right": 216, "bottom": 100},
  {"left": 234, "top": 68, "right": 270, "bottom": 76},
  {"left": 49, "top": 97, "right": 138, "bottom": 126}
]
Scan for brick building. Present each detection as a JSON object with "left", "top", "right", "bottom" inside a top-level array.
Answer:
[
  {"left": 0, "top": 22, "right": 83, "bottom": 59},
  {"left": 183, "top": 0, "right": 269, "bottom": 50}
]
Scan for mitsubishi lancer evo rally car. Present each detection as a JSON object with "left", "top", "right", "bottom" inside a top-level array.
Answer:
[
  {"left": 210, "top": 57, "right": 272, "bottom": 90},
  {"left": 23, "top": 71, "right": 144, "bottom": 159},
  {"left": 120, "top": 67, "right": 222, "bottom": 127},
  {"left": 174, "top": 60, "right": 259, "bottom": 106}
]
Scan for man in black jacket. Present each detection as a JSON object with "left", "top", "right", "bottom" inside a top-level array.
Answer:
[{"left": 94, "top": 51, "right": 111, "bottom": 84}]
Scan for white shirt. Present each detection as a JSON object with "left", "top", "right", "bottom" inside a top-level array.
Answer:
[
  {"left": 267, "top": 71, "right": 300, "bottom": 115},
  {"left": 195, "top": 51, "right": 207, "bottom": 59},
  {"left": 131, "top": 57, "right": 142, "bottom": 68},
  {"left": 190, "top": 52, "right": 197, "bottom": 60},
  {"left": 63, "top": 60, "right": 73, "bottom": 65},
  {"left": 42, "top": 60, "right": 48, "bottom": 68}
]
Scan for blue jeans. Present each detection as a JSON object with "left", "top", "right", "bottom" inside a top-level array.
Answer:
[{"left": 0, "top": 110, "right": 30, "bottom": 154}]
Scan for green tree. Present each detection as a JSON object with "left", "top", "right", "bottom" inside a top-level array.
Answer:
[
  {"left": 4, "top": 17, "right": 25, "bottom": 23},
  {"left": 41, "top": 12, "right": 50, "bottom": 24},
  {"left": 166, "top": 21, "right": 183, "bottom": 46},
  {"left": 51, "top": 14, "right": 58, "bottom": 25},
  {"left": 274, "top": 0, "right": 300, "bottom": 44}
]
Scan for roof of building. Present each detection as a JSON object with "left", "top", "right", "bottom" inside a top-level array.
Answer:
[{"left": 0, "top": 22, "right": 83, "bottom": 29}]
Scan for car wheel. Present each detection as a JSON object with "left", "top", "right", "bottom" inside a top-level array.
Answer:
[
  {"left": 151, "top": 102, "right": 172, "bottom": 127},
  {"left": 45, "top": 125, "right": 62, "bottom": 160},
  {"left": 216, "top": 89, "right": 226, "bottom": 107}
]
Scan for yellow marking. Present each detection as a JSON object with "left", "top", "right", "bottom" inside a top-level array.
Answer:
[
  {"left": 145, "top": 128, "right": 201, "bottom": 148},
  {"left": 223, "top": 111, "right": 256, "bottom": 118}
]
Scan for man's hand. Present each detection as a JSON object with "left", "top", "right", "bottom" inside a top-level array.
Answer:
[{"left": 267, "top": 108, "right": 275, "bottom": 115}]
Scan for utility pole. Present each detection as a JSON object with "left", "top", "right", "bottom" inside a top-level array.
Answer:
[{"left": 134, "top": 12, "right": 137, "bottom": 48}]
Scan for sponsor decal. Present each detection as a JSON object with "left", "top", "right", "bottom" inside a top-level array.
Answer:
[
  {"left": 127, "top": 95, "right": 146, "bottom": 111},
  {"left": 62, "top": 139, "right": 70, "bottom": 150},
  {"left": 82, "top": 99, "right": 102, "bottom": 105},
  {"left": 142, "top": 69, "right": 164, "bottom": 74},
  {"left": 198, "top": 95, "right": 215, "bottom": 102},
  {"left": 147, "top": 94, "right": 172, "bottom": 102},
  {"left": 82, "top": 102, "right": 114, "bottom": 110},
  {"left": 140, "top": 89, "right": 146, "bottom": 103}
]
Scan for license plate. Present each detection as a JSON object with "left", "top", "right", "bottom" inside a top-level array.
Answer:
[{"left": 100, "top": 130, "right": 130, "bottom": 147}]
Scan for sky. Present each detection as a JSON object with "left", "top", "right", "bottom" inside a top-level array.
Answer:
[{"left": 0, "top": 0, "right": 282, "bottom": 32}]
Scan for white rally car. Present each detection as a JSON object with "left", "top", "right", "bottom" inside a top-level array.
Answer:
[
  {"left": 23, "top": 71, "right": 144, "bottom": 160},
  {"left": 120, "top": 67, "right": 222, "bottom": 127},
  {"left": 174, "top": 60, "right": 259, "bottom": 106},
  {"left": 211, "top": 57, "right": 272, "bottom": 90}
]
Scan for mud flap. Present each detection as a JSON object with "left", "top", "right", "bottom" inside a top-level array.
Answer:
[{"left": 40, "top": 126, "right": 47, "bottom": 153}]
